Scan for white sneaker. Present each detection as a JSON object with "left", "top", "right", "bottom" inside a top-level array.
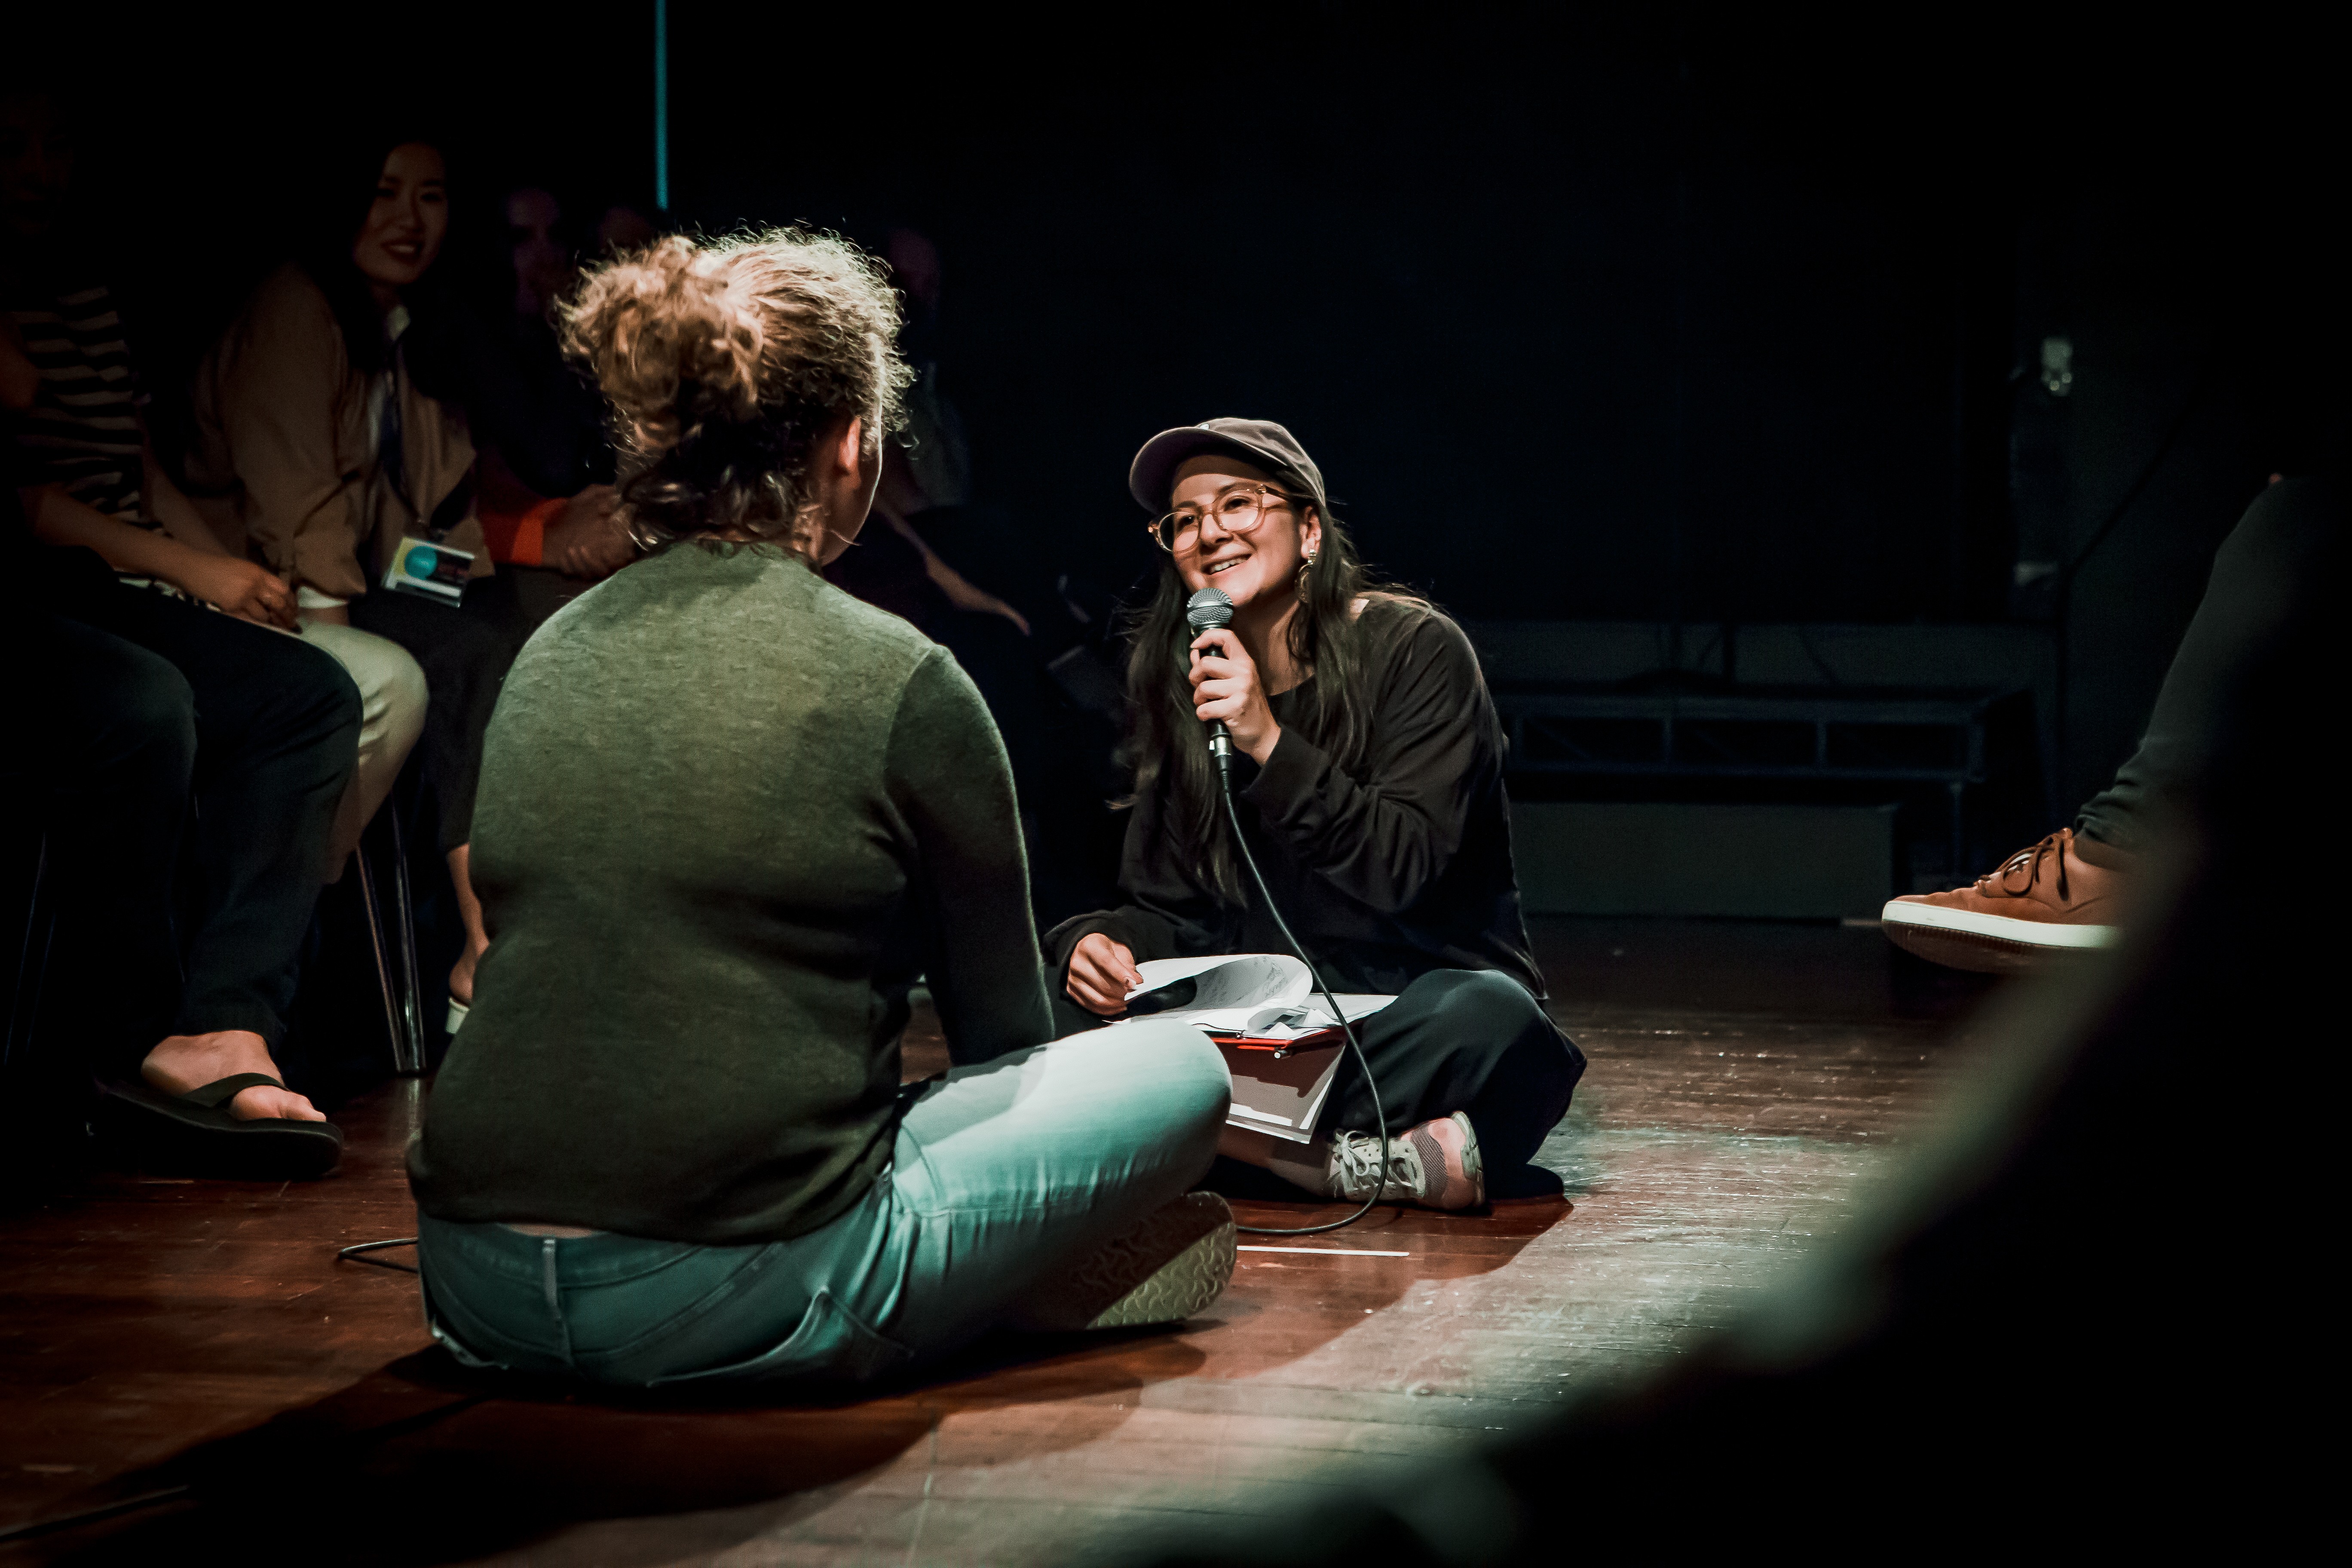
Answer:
[{"left": 1327, "top": 1113, "right": 1485, "bottom": 1210}]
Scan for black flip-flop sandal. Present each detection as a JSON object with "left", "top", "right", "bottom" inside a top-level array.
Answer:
[{"left": 95, "top": 1072, "right": 345, "bottom": 1179}]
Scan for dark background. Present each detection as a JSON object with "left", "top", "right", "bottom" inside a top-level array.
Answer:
[{"left": 76, "top": 5, "right": 2346, "bottom": 812}]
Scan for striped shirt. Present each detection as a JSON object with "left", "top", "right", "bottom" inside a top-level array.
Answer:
[{"left": 9, "top": 280, "right": 147, "bottom": 525}]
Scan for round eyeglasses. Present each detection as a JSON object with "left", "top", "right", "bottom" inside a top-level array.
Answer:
[{"left": 1148, "top": 482, "right": 1299, "bottom": 554}]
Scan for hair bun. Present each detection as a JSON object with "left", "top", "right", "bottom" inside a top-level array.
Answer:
[
  {"left": 565, "top": 238, "right": 764, "bottom": 448},
  {"left": 560, "top": 229, "right": 912, "bottom": 553}
]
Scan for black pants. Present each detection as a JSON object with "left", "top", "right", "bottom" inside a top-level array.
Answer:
[
  {"left": 12, "top": 575, "right": 360, "bottom": 1065},
  {"left": 1056, "top": 966, "right": 1584, "bottom": 1173},
  {"left": 1319, "top": 969, "right": 1585, "bottom": 1172},
  {"left": 2076, "top": 476, "right": 2342, "bottom": 850},
  {"left": 349, "top": 570, "right": 577, "bottom": 852}
]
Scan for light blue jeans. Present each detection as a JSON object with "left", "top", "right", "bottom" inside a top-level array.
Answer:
[{"left": 414, "top": 1023, "right": 1229, "bottom": 1388}]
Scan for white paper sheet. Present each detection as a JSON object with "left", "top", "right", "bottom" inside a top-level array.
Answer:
[{"left": 1107, "top": 956, "right": 1397, "bottom": 1140}]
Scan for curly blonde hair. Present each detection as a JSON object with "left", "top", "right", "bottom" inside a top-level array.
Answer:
[{"left": 561, "top": 228, "right": 912, "bottom": 556}]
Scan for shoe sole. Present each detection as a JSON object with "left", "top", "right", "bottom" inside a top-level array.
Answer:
[
  {"left": 1881, "top": 899, "right": 2118, "bottom": 974},
  {"left": 93, "top": 1081, "right": 344, "bottom": 1180},
  {"left": 1025, "top": 1192, "right": 1237, "bottom": 1332}
]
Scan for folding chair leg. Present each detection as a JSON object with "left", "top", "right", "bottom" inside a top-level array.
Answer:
[
  {"left": 352, "top": 846, "right": 421, "bottom": 1076},
  {"left": 384, "top": 812, "right": 425, "bottom": 1074}
]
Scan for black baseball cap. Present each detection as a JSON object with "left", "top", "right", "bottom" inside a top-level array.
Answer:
[{"left": 1127, "top": 418, "right": 1329, "bottom": 516}]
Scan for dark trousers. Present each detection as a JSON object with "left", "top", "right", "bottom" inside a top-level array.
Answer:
[
  {"left": 349, "top": 570, "right": 575, "bottom": 852},
  {"left": 1320, "top": 968, "right": 1584, "bottom": 1173},
  {"left": 1055, "top": 966, "right": 1584, "bottom": 1173},
  {"left": 2076, "top": 476, "right": 2342, "bottom": 850},
  {"left": 11, "top": 576, "right": 360, "bottom": 1064}
]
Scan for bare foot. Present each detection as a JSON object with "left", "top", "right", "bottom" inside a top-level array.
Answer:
[{"left": 142, "top": 1031, "right": 326, "bottom": 1122}]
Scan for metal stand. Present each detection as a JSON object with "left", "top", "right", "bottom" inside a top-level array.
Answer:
[
  {"left": 352, "top": 816, "right": 426, "bottom": 1077},
  {"left": 385, "top": 811, "right": 425, "bottom": 1074}
]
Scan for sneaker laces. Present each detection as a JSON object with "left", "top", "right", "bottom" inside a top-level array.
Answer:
[
  {"left": 1327, "top": 1129, "right": 1422, "bottom": 1201},
  {"left": 1981, "top": 830, "right": 2071, "bottom": 903}
]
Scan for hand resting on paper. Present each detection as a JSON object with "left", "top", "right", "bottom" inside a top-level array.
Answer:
[
  {"left": 1067, "top": 933, "right": 1144, "bottom": 1017},
  {"left": 1078, "top": 951, "right": 1400, "bottom": 1035}
]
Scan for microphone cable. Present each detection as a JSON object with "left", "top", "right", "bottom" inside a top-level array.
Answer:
[
  {"left": 1182, "top": 582, "right": 1390, "bottom": 1235},
  {"left": 1216, "top": 765, "right": 1392, "bottom": 1237}
]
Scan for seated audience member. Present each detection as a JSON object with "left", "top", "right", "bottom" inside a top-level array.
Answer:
[
  {"left": 824, "top": 227, "right": 1117, "bottom": 922},
  {"left": 1882, "top": 471, "right": 2344, "bottom": 970},
  {"left": 463, "top": 183, "right": 627, "bottom": 587},
  {"left": 180, "top": 132, "right": 508, "bottom": 930},
  {"left": 3, "top": 166, "right": 357, "bottom": 1173},
  {"left": 594, "top": 201, "right": 658, "bottom": 257},
  {"left": 1049, "top": 420, "right": 1586, "bottom": 1211},
  {"left": 824, "top": 226, "right": 1024, "bottom": 634},
  {"left": 2, "top": 89, "right": 420, "bottom": 858},
  {"left": 406, "top": 230, "right": 1236, "bottom": 1389},
  {"left": 441, "top": 181, "right": 634, "bottom": 1017}
]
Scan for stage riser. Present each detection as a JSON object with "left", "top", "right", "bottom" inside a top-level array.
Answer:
[{"left": 1511, "top": 802, "right": 1897, "bottom": 919}]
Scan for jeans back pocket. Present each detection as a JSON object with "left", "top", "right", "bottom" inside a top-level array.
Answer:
[{"left": 645, "top": 1287, "right": 913, "bottom": 1389}]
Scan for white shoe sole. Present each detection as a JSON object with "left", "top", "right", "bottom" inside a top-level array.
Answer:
[{"left": 1881, "top": 898, "right": 2118, "bottom": 973}]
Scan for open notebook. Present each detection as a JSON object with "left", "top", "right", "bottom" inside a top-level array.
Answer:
[{"left": 1103, "top": 956, "right": 1394, "bottom": 1145}]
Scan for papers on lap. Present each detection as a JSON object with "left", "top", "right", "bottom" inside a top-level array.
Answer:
[{"left": 1105, "top": 955, "right": 1396, "bottom": 1145}]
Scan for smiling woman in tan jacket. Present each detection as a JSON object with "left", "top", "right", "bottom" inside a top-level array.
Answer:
[{"left": 184, "top": 135, "right": 524, "bottom": 1012}]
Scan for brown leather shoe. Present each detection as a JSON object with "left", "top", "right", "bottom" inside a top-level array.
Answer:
[{"left": 1880, "top": 828, "right": 2131, "bottom": 973}]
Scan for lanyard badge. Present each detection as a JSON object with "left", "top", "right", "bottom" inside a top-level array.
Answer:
[{"left": 383, "top": 536, "right": 473, "bottom": 606}]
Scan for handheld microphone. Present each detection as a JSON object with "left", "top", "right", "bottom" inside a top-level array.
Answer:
[{"left": 1184, "top": 587, "right": 1237, "bottom": 783}]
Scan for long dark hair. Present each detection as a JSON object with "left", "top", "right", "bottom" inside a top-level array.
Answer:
[
  {"left": 294, "top": 128, "right": 460, "bottom": 400},
  {"left": 1121, "top": 501, "right": 1427, "bottom": 903},
  {"left": 144, "top": 126, "right": 459, "bottom": 490}
]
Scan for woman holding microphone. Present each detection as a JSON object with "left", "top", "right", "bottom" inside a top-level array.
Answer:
[{"left": 1050, "top": 420, "right": 1584, "bottom": 1210}]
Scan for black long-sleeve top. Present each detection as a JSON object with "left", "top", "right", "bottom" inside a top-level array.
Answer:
[{"left": 1044, "top": 599, "right": 1545, "bottom": 1000}]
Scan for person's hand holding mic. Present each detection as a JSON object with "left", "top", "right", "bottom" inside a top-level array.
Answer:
[
  {"left": 1067, "top": 933, "right": 1143, "bottom": 1017},
  {"left": 1188, "top": 625, "right": 1282, "bottom": 764}
]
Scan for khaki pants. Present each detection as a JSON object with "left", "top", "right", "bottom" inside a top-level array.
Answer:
[{"left": 296, "top": 620, "right": 427, "bottom": 869}]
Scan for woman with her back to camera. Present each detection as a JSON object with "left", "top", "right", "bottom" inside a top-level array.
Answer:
[
  {"left": 406, "top": 230, "right": 1236, "bottom": 1390},
  {"left": 1047, "top": 420, "right": 1586, "bottom": 1210}
]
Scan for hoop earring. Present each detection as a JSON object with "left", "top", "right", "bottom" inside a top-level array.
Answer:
[{"left": 1296, "top": 553, "right": 1317, "bottom": 601}]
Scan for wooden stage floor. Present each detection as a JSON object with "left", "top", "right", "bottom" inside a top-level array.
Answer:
[{"left": 1, "top": 919, "right": 1997, "bottom": 1565}]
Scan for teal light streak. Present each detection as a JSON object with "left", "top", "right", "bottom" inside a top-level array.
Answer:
[{"left": 653, "top": 0, "right": 671, "bottom": 211}]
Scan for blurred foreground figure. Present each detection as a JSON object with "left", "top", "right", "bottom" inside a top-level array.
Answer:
[
  {"left": 1127, "top": 477, "right": 2338, "bottom": 1564},
  {"left": 1883, "top": 475, "right": 2341, "bottom": 971}
]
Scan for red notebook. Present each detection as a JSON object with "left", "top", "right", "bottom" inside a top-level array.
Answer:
[{"left": 1209, "top": 1026, "right": 1348, "bottom": 1053}]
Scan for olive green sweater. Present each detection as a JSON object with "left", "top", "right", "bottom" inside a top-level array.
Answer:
[{"left": 408, "top": 544, "right": 1053, "bottom": 1243}]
